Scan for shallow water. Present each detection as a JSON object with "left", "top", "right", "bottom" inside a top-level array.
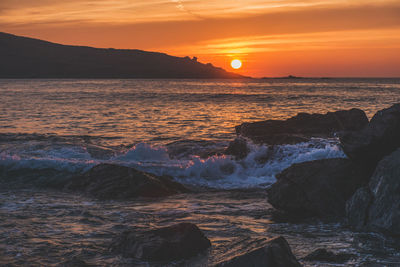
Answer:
[{"left": 1, "top": 190, "right": 399, "bottom": 266}]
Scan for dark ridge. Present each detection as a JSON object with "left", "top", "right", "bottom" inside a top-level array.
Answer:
[{"left": 0, "top": 31, "right": 245, "bottom": 79}]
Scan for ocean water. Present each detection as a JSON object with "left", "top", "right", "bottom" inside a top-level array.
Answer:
[
  {"left": 1, "top": 78, "right": 400, "bottom": 266},
  {"left": 1, "top": 78, "right": 400, "bottom": 188},
  {"left": 2, "top": 78, "right": 400, "bottom": 145}
]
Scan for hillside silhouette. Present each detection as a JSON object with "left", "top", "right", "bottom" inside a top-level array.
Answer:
[{"left": 0, "top": 32, "right": 244, "bottom": 79}]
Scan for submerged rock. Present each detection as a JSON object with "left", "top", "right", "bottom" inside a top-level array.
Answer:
[
  {"left": 340, "top": 103, "right": 400, "bottom": 166},
  {"left": 110, "top": 222, "right": 211, "bottom": 261},
  {"left": 65, "top": 164, "right": 189, "bottom": 200},
  {"left": 267, "top": 158, "right": 367, "bottom": 218},
  {"left": 225, "top": 137, "right": 250, "bottom": 159},
  {"left": 236, "top": 108, "right": 368, "bottom": 145},
  {"left": 303, "top": 248, "right": 354, "bottom": 263},
  {"left": 346, "top": 149, "right": 400, "bottom": 235},
  {"left": 216, "top": 236, "right": 301, "bottom": 267},
  {"left": 166, "top": 139, "right": 224, "bottom": 159}
]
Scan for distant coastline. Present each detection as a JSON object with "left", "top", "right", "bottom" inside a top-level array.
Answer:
[{"left": 0, "top": 32, "right": 245, "bottom": 79}]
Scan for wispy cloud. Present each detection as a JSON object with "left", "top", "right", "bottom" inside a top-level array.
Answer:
[
  {"left": 183, "top": 28, "right": 400, "bottom": 55},
  {"left": 1, "top": 0, "right": 398, "bottom": 25}
]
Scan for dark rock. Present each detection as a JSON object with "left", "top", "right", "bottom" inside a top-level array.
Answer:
[
  {"left": 225, "top": 137, "right": 250, "bottom": 159},
  {"left": 109, "top": 222, "right": 211, "bottom": 261},
  {"left": 346, "top": 149, "right": 400, "bottom": 235},
  {"left": 346, "top": 186, "right": 373, "bottom": 230},
  {"left": 267, "top": 158, "right": 368, "bottom": 218},
  {"left": 61, "top": 256, "right": 92, "bottom": 267},
  {"left": 303, "top": 248, "right": 354, "bottom": 263},
  {"left": 216, "top": 236, "right": 301, "bottom": 267},
  {"left": 340, "top": 104, "right": 400, "bottom": 166},
  {"left": 65, "top": 164, "right": 189, "bottom": 200},
  {"left": 236, "top": 108, "right": 368, "bottom": 145}
]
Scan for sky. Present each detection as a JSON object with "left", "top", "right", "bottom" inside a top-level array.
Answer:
[{"left": 1, "top": 0, "right": 400, "bottom": 77}]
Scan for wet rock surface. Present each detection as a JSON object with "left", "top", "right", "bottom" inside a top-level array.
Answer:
[
  {"left": 236, "top": 108, "right": 368, "bottom": 145},
  {"left": 340, "top": 103, "right": 400, "bottom": 166},
  {"left": 347, "top": 148, "right": 400, "bottom": 235},
  {"left": 109, "top": 222, "right": 211, "bottom": 261},
  {"left": 215, "top": 236, "right": 301, "bottom": 267},
  {"left": 65, "top": 164, "right": 189, "bottom": 200},
  {"left": 346, "top": 186, "right": 373, "bottom": 231},
  {"left": 267, "top": 158, "right": 368, "bottom": 218},
  {"left": 224, "top": 137, "right": 250, "bottom": 159},
  {"left": 302, "top": 248, "right": 354, "bottom": 263}
]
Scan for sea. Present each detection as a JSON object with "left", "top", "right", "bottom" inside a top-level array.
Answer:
[{"left": 1, "top": 78, "right": 400, "bottom": 266}]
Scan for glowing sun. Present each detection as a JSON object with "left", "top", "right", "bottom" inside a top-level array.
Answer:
[{"left": 231, "top": 59, "right": 242, "bottom": 69}]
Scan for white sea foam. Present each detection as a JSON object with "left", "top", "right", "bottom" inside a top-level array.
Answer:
[
  {"left": 112, "top": 138, "right": 346, "bottom": 189},
  {"left": 0, "top": 145, "right": 96, "bottom": 172},
  {"left": 0, "top": 139, "right": 346, "bottom": 189},
  {"left": 116, "top": 143, "right": 170, "bottom": 161}
]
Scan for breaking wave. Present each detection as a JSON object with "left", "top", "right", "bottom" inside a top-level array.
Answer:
[{"left": 0, "top": 134, "right": 345, "bottom": 189}]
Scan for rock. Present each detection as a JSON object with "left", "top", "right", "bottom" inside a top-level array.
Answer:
[
  {"left": 65, "top": 164, "right": 189, "bottom": 200},
  {"left": 303, "top": 248, "right": 354, "bottom": 263},
  {"left": 109, "top": 222, "right": 211, "bottom": 261},
  {"left": 345, "top": 186, "right": 373, "bottom": 230},
  {"left": 340, "top": 104, "right": 400, "bottom": 166},
  {"left": 215, "top": 236, "right": 301, "bottom": 267},
  {"left": 61, "top": 256, "right": 92, "bottom": 267},
  {"left": 225, "top": 137, "right": 250, "bottom": 159},
  {"left": 236, "top": 108, "right": 368, "bottom": 145},
  {"left": 267, "top": 158, "right": 368, "bottom": 218},
  {"left": 346, "top": 149, "right": 400, "bottom": 235}
]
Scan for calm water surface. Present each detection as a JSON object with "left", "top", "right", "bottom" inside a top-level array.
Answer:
[{"left": 1, "top": 78, "right": 399, "bottom": 145}]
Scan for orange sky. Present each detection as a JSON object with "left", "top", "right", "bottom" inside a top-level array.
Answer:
[{"left": 1, "top": 0, "right": 400, "bottom": 77}]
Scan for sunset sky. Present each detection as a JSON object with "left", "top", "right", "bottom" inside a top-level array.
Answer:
[{"left": 1, "top": 0, "right": 400, "bottom": 77}]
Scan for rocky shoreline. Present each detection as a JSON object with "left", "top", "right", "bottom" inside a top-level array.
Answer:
[{"left": 2, "top": 105, "right": 400, "bottom": 266}]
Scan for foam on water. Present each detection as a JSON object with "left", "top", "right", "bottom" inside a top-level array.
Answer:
[
  {"left": 146, "top": 139, "right": 345, "bottom": 188},
  {"left": 0, "top": 137, "right": 345, "bottom": 189}
]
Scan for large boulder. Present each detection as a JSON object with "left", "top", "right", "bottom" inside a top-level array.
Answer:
[
  {"left": 215, "top": 236, "right": 301, "bottom": 267},
  {"left": 346, "top": 149, "right": 400, "bottom": 235},
  {"left": 267, "top": 158, "right": 368, "bottom": 218},
  {"left": 65, "top": 164, "right": 189, "bottom": 200},
  {"left": 340, "top": 104, "right": 400, "bottom": 166},
  {"left": 109, "top": 223, "right": 211, "bottom": 261},
  {"left": 236, "top": 108, "right": 368, "bottom": 145}
]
